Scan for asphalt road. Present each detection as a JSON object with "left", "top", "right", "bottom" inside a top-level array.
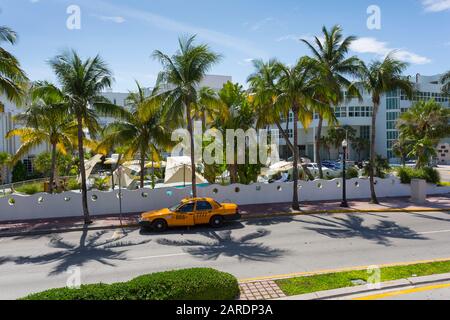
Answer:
[{"left": 0, "top": 210, "right": 449, "bottom": 300}]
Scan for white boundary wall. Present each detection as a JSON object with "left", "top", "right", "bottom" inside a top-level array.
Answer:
[{"left": 0, "top": 178, "right": 449, "bottom": 222}]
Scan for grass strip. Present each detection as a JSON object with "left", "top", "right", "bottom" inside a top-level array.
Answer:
[{"left": 276, "top": 260, "right": 450, "bottom": 296}]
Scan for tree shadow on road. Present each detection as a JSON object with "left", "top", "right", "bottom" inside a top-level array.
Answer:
[
  {"left": 297, "top": 215, "right": 428, "bottom": 246},
  {"left": 244, "top": 216, "right": 295, "bottom": 227},
  {"left": 156, "top": 229, "right": 287, "bottom": 262},
  {"left": 0, "top": 229, "right": 151, "bottom": 276},
  {"left": 409, "top": 212, "right": 450, "bottom": 223}
]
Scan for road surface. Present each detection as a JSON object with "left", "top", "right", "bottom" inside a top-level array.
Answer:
[{"left": 0, "top": 210, "right": 449, "bottom": 300}]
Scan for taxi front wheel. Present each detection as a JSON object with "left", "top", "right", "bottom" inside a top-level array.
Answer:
[
  {"left": 210, "top": 215, "right": 224, "bottom": 228},
  {"left": 152, "top": 219, "right": 168, "bottom": 232}
]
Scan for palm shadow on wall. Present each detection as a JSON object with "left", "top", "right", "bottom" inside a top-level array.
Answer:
[
  {"left": 156, "top": 229, "right": 287, "bottom": 261},
  {"left": 0, "top": 229, "right": 152, "bottom": 276},
  {"left": 297, "top": 215, "right": 428, "bottom": 246}
]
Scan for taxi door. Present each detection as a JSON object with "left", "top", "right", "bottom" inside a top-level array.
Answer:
[
  {"left": 173, "top": 202, "right": 195, "bottom": 227},
  {"left": 194, "top": 200, "right": 214, "bottom": 225}
]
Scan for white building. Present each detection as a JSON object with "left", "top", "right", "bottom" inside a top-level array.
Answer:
[{"left": 274, "top": 73, "right": 450, "bottom": 163}]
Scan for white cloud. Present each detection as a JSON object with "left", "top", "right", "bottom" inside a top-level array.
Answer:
[
  {"left": 422, "top": 0, "right": 450, "bottom": 12},
  {"left": 93, "top": 15, "right": 126, "bottom": 23},
  {"left": 249, "top": 17, "right": 274, "bottom": 31},
  {"left": 350, "top": 37, "right": 431, "bottom": 65},
  {"left": 85, "top": 0, "right": 268, "bottom": 59}
]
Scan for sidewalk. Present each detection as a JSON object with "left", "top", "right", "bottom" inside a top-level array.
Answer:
[{"left": 0, "top": 195, "right": 449, "bottom": 237}]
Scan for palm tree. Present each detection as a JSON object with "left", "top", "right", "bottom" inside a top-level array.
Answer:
[
  {"left": 398, "top": 100, "right": 450, "bottom": 143},
  {"left": 275, "top": 58, "right": 317, "bottom": 210},
  {"left": 392, "top": 138, "right": 413, "bottom": 167},
  {"left": 397, "top": 99, "right": 450, "bottom": 167},
  {"left": 152, "top": 35, "right": 221, "bottom": 198},
  {"left": 441, "top": 70, "right": 450, "bottom": 94},
  {"left": 247, "top": 59, "right": 296, "bottom": 156},
  {"left": 301, "top": 25, "right": 361, "bottom": 179},
  {"left": 352, "top": 137, "right": 369, "bottom": 161},
  {"left": 0, "top": 26, "right": 28, "bottom": 109},
  {"left": 195, "top": 86, "right": 224, "bottom": 131},
  {"left": 98, "top": 82, "right": 172, "bottom": 189},
  {"left": 6, "top": 84, "right": 75, "bottom": 193},
  {"left": 49, "top": 50, "right": 118, "bottom": 224},
  {"left": 357, "top": 54, "right": 413, "bottom": 204},
  {"left": 213, "top": 81, "right": 254, "bottom": 184},
  {"left": 326, "top": 126, "right": 357, "bottom": 159}
]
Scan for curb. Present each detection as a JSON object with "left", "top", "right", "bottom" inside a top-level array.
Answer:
[{"left": 0, "top": 207, "right": 449, "bottom": 238}]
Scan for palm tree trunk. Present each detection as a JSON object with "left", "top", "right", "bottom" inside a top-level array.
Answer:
[
  {"left": 140, "top": 150, "right": 145, "bottom": 189},
  {"left": 48, "top": 142, "right": 57, "bottom": 194},
  {"left": 316, "top": 116, "right": 324, "bottom": 179},
  {"left": 275, "top": 121, "right": 295, "bottom": 155},
  {"left": 292, "top": 109, "right": 300, "bottom": 211},
  {"left": 186, "top": 101, "right": 197, "bottom": 197},
  {"left": 369, "top": 103, "right": 379, "bottom": 204},
  {"left": 76, "top": 115, "right": 91, "bottom": 224},
  {"left": 151, "top": 152, "right": 155, "bottom": 189}
]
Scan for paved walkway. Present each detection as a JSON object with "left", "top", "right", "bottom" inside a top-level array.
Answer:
[
  {"left": 0, "top": 195, "right": 449, "bottom": 237},
  {"left": 239, "top": 280, "right": 286, "bottom": 300}
]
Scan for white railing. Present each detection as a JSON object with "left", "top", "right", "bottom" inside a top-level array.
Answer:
[{"left": 0, "top": 177, "right": 449, "bottom": 222}]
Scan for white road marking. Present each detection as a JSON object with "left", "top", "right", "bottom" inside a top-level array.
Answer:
[
  {"left": 419, "top": 229, "right": 450, "bottom": 235},
  {"left": 131, "top": 253, "right": 189, "bottom": 261}
]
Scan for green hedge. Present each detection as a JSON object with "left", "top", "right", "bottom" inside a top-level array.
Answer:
[
  {"left": 397, "top": 167, "right": 441, "bottom": 184},
  {"left": 22, "top": 268, "right": 239, "bottom": 300}
]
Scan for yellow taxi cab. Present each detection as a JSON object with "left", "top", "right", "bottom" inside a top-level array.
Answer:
[{"left": 139, "top": 198, "right": 240, "bottom": 231}]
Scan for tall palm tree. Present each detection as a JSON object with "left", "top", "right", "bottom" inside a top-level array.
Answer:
[
  {"left": 6, "top": 84, "right": 75, "bottom": 193},
  {"left": 49, "top": 50, "right": 118, "bottom": 224},
  {"left": 247, "top": 59, "right": 297, "bottom": 155},
  {"left": 357, "top": 54, "right": 413, "bottom": 204},
  {"left": 441, "top": 70, "right": 450, "bottom": 94},
  {"left": 152, "top": 35, "right": 221, "bottom": 197},
  {"left": 301, "top": 25, "right": 361, "bottom": 179},
  {"left": 99, "top": 82, "right": 172, "bottom": 189},
  {"left": 213, "top": 81, "right": 254, "bottom": 184},
  {"left": 0, "top": 26, "right": 28, "bottom": 109},
  {"left": 275, "top": 58, "right": 317, "bottom": 210}
]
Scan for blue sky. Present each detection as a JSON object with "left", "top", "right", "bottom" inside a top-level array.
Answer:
[{"left": 1, "top": 0, "right": 449, "bottom": 91}]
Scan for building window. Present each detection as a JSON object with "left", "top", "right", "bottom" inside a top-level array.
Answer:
[{"left": 360, "top": 126, "right": 370, "bottom": 140}]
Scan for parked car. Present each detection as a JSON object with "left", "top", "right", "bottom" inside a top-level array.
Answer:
[{"left": 139, "top": 198, "right": 241, "bottom": 231}]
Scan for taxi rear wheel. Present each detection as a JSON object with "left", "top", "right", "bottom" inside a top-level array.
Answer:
[
  {"left": 152, "top": 219, "right": 167, "bottom": 232},
  {"left": 210, "top": 215, "right": 224, "bottom": 228}
]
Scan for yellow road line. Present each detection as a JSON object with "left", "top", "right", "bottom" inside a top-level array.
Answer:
[
  {"left": 354, "top": 282, "right": 450, "bottom": 300},
  {"left": 238, "top": 257, "right": 450, "bottom": 283}
]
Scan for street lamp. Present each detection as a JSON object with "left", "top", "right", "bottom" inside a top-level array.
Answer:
[{"left": 340, "top": 139, "right": 349, "bottom": 208}]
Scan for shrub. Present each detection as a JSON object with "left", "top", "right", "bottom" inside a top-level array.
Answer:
[
  {"left": 397, "top": 167, "right": 441, "bottom": 184},
  {"left": 22, "top": 268, "right": 239, "bottom": 300},
  {"left": 15, "top": 182, "right": 44, "bottom": 195},
  {"left": 340, "top": 167, "right": 359, "bottom": 179},
  {"left": 67, "top": 178, "right": 81, "bottom": 190}
]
